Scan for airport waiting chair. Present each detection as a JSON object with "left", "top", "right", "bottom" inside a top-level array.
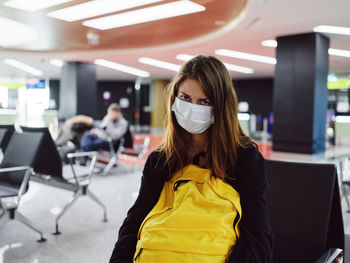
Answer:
[
  {"left": 266, "top": 160, "right": 344, "bottom": 263},
  {"left": 0, "top": 129, "right": 6, "bottom": 163},
  {"left": 120, "top": 134, "right": 150, "bottom": 170},
  {"left": 0, "top": 124, "right": 15, "bottom": 153},
  {"left": 99, "top": 125, "right": 133, "bottom": 175},
  {"left": 101, "top": 128, "right": 150, "bottom": 174},
  {"left": 0, "top": 131, "right": 46, "bottom": 242},
  {"left": 338, "top": 156, "right": 350, "bottom": 212},
  {"left": 21, "top": 126, "right": 107, "bottom": 235}
]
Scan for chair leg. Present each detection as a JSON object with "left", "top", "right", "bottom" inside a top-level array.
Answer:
[
  {"left": 15, "top": 211, "right": 46, "bottom": 242},
  {"left": 103, "top": 155, "right": 117, "bottom": 175},
  {"left": 86, "top": 189, "right": 108, "bottom": 222},
  {"left": 53, "top": 189, "right": 82, "bottom": 235}
]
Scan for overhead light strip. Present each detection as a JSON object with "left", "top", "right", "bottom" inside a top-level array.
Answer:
[
  {"left": 83, "top": 0, "right": 205, "bottom": 30},
  {"left": 313, "top": 25, "right": 350, "bottom": 36},
  {"left": 176, "top": 54, "right": 254, "bottom": 74},
  {"left": 95, "top": 59, "right": 150, "bottom": 78},
  {"left": 3, "top": 0, "right": 73, "bottom": 12},
  {"left": 328, "top": 48, "right": 350, "bottom": 58},
  {"left": 138, "top": 57, "right": 181, "bottom": 72},
  {"left": 215, "top": 49, "right": 277, "bottom": 65},
  {"left": 47, "top": 0, "right": 163, "bottom": 22},
  {"left": 261, "top": 40, "right": 277, "bottom": 47},
  {"left": 4, "top": 58, "right": 43, "bottom": 76},
  {"left": 49, "top": 59, "right": 64, "bottom": 67}
]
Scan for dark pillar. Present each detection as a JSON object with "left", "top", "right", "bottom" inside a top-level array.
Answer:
[
  {"left": 272, "top": 32, "right": 329, "bottom": 154},
  {"left": 59, "top": 62, "right": 97, "bottom": 119}
]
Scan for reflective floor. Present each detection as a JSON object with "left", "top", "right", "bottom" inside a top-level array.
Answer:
[{"left": 0, "top": 164, "right": 143, "bottom": 263}]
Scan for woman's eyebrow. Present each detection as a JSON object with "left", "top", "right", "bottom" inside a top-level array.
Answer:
[
  {"left": 179, "top": 91, "right": 209, "bottom": 101},
  {"left": 179, "top": 91, "right": 190, "bottom": 97}
]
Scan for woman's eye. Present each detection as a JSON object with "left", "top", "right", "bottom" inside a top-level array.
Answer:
[
  {"left": 179, "top": 95, "right": 190, "bottom": 101},
  {"left": 200, "top": 100, "right": 210, "bottom": 105}
]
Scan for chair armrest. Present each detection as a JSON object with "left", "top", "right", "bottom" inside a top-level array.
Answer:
[
  {"left": 315, "top": 248, "right": 343, "bottom": 263},
  {"left": 0, "top": 166, "right": 33, "bottom": 204},
  {"left": 0, "top": 166, "right": 32, "bottom": 173},
  {"left": 67, "top": 151, "right": 97, "bottom": 158}
]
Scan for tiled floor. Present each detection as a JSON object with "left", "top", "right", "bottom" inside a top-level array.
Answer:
[{"left": 2, "top": 136, "right": 350, "bottom": 263}]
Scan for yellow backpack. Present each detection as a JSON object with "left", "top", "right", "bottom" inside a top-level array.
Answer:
[{"left": 134, "top": 164, "right": 242, "bottom": 263}]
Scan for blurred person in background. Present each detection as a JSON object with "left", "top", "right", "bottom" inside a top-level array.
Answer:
[{"left": 81, "top": 103, "right": 128, "bottom": 152}]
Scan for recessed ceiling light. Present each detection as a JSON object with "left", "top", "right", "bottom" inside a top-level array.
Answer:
[
  {"left": 3, "top": 0, "right": 73, "bottom": 12},
  {"left": 313, "top": 25, "right": 350, "bottom": 36},
  {"left": 215, "top": 49, "right": 277, "bottom": 65},
  {"left": 138, "top": 57, "right": 181, "bottom": 72},
  {"left": 261, "top": 40, "right": 277, "bottom": 48},
  {"left": 83, "top": 0, "right": 205, "bottom": 30},
  {"left": 49, "top": 59, "right": 64, "bottom": 67},
  {"left": 0, "top": 17, "right": 38, "bottom": 47},
  {"left": 328, "top": 48, "right": 350, "bottom": 58},
  {"left": 4, "top": 58, "right": 43, "bottom": 76},
  {"left": 176, "top": 54, "right": 254, "bottom": 74},
  {"left": 47, "top": 0, "right": 163, "bottom": 22},
  {"left": 95, "top": 59, "right": 150, "bottom": 78}
]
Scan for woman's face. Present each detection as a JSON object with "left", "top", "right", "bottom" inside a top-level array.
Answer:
[{"left": 177, "top": 78, "right": 212, "bottom": 106}]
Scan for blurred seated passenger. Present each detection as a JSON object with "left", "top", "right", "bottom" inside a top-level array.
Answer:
[
  {"left": 56, "top": 115, "right": 94, "bottom": 147},
  {"left": 80, "top": 103, "right": 128, "bottom": 152}
]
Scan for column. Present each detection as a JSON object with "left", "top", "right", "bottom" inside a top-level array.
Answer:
[
  {"left": 59, "top": 62, "right": 97, "bottom": 119},
  {"left": 272, "top": 32, "right": 330, "bottom": 153}
]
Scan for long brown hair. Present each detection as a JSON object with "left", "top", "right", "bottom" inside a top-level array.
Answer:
[{"left": 158, "top": 55, "right": 254, "bottom": 180}]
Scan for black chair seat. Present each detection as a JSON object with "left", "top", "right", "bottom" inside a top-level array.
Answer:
[
  {"left": 266, "top": 160, "right": 344, "bottom": 263},
  {"left": 0, "top": 182, "right": 19, "bottom": 197},
  {"left": 0, "top": 125, "right": 15, "bottom": 152}
]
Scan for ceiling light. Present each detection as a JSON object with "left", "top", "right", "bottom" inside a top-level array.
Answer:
[
  {"left": 215, "top": 49, "right": 277, "bottom": 65},
  {"left": 0, "top": 17, "right": 38, "bottom": 47},
  {"left": 313, "top": 25, "right": 350, "bottom": 36},
  {"left": 49, "top": 59, "right": 64, "bottom": 67},
  {"left": 83, "top": 0, "right": 205, "bottom": 30},
  {"left": 95, "top": 59, "right": 150, "bottom": 78},
  {"left": 47, "top": 0, "right": 163, "bottom": 22},
  {"left": 4, "top": 59, "right": 43, "bottom": 76},
  {"left": 138, "top": 57, "right": 181, "bottom": 72},
  {"left": 328, "top": 48, "right": 350, "bottom": 58},
  {"left": 176, "top": 54, "right": 254, "bottom": 74},
  {"left": 261, "top": 40, "right": 277, "bottom": 47},
  {"left": 3, "top": 0, "right": 73, "bottom": 12}
]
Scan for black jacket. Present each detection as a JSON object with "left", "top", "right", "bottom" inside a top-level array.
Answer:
[{"left": 109, "top": 144, "right": 273, "bottom": 262}]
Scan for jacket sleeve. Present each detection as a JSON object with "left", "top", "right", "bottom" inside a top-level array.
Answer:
[
  {"left": 109, "top": 152, "right": 164, "bottom": 263},
  {"left": 229, "top": 145, "right": 273, "bottom": 263}
]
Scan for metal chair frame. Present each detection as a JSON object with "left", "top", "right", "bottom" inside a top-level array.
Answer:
[
  {"left": 32, "top": 151, "right": 108, "bottom": 235},
  {"left": 20, "top": 126, "right": 108, "bottom": 235},
  {"left": 0, "top": 166, "right": 46, "bottom": 242}
]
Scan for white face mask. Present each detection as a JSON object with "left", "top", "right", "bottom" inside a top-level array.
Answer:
[{"left": 172, "top": 97, "right": 214, "bottom": 134}]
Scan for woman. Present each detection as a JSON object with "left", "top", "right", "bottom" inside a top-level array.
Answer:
[{"left": 109, "top": 55, "right": 273, "bottom": 262}]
